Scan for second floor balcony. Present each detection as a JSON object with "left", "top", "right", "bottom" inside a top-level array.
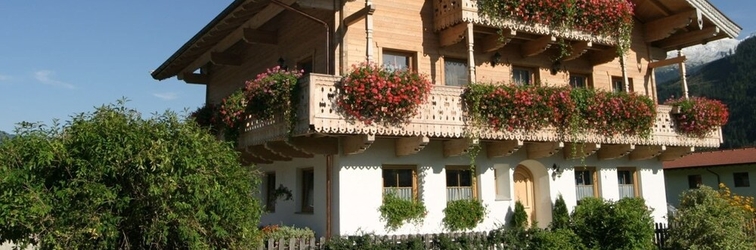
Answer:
[{"left": 239, "top": 73, "right": 722, "bottom": 163}]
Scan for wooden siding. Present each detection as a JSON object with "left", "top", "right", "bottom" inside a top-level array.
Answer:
[{"left": 207, "top": 9, "right": 333, "bottom": 104}]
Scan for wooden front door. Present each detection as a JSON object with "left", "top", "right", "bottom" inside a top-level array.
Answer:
[{"left": 513, "top": 165, "right": 535, "bottom": 225}]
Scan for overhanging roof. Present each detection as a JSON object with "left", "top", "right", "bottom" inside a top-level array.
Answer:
[
  {"left": 632, "top": 0, "right": 741, "bottom": 51},
  {"left": 151, "top": 0, "right": 259, "bottom": 81},
  {"left": 664, "top": 148, "right": 756, "bottom": 170}
]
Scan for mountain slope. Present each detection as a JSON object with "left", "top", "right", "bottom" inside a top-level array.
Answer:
[{"left": 657, "top": 36, "right": 756, "bottom": 149}]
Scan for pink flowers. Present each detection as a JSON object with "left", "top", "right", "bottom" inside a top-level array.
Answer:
[
  {"left": 665, "top": 97, "right": 729, "bottom": 138},
  {"left": 336, "top": 63, "right": 432, "bottom": 125}
]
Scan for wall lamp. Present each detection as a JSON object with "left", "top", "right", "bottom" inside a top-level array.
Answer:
[
  {"left": 491, "top": 52, "right": 502, "bottom": 67},
  {"left": 551, "top": 163, "right": 564, "bottom": 180}
]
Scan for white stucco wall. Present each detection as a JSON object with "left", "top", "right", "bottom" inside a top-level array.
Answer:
[
  {"left": 256, "top": 138, "right": 669, "bottom": 236},
  {"left": 257, "top": 155, "right": 330, "bottom": 236},
  {"left": 334, "top": 139, "right": 669, "bottom": 236},
  {"left": 665, "top": 165, "right": 756, "bottom": 207}
]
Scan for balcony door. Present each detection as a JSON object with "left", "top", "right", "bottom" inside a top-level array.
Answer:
[{"left": 513, "top": 165, "right": 535, "bottom": 225}]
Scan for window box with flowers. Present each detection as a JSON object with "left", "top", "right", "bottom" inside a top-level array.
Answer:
[
  {"left": 478, "top": 0, "right": 635, "bottom": 56},
  {"left": 664, "top": 97, "right": 729, "bottom": 138},
  {"left": 189, "top": 66, "right": 303, "bottom": 143},
  {"left": 336, "top": 62, "right": 433, "bottom": 126},
  {"left": 461, "top": 83, "right": 656, "bottom": 139}
]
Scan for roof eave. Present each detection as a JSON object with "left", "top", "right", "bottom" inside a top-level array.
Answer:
[
  {"left": 688, "top": 0, "right": 742, "bottom": 39},
  {"left": 151, "top": 0, "right": 247, "bottom": 81}
]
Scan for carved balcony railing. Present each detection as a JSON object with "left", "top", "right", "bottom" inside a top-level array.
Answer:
[
  {"left": 432, "top": 0, "right": 616, "bottom": 45},
  {"left": 239, "top": 73, "right": 723, "bottom": 149}
]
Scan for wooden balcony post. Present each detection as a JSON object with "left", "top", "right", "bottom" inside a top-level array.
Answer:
[{"left": 466, "top": 22, "right": 476, "bottom": 83}]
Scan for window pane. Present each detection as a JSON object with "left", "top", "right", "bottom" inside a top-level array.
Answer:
[
  {"left": 575, "top": 170, "right": 592, "bottom": 185},
  {"left": 266, "top": 173, "right": 276, "bottom": 211},
  {"left": 445, "top": 59, "right": 468, "bottom": 86},
  {"left": 383, "top": 169, "right": 396, "bottom": 187},
  {"left": 688, "top": 175, "right": 702, "bottom": 189},
  {"left": 397, "top": 169, "right": 413, "bottom": 187},
  {"left": 446, "top": 170, "right": 459, "bottom": 187},
  {"left": 612, "top": 77, "right": 624, "bottom": 93},
  {"left": 570, "top": 75, "right": 586, "bottom": 88},
  {"left": 734, "top": 172, "right": 750, "bottom": 187},
  {"left": 383, "top": 53, "right": 409, "bottom": 72},
  {"left": 617, "top": 170, "right": 632, "bottom": 184},
  {"left": 512, "top": 68, "right": 531, "bottom": 85},
  {"left": 459, "top": 170, "right": 472, "bottom": 186},
  {"left": 302, "top": 170, "right": 314, "bottom": 212}
]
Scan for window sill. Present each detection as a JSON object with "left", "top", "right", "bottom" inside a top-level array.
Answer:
[
  {"left": 296, "top": 211, "right": 314, "bottom": 215},
  {"left": 494, "top": 198, "right": 512, "bottom": 201}
]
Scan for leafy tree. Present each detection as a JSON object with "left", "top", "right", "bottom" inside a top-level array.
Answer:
[
  {"left": 0, "top": 102, "right": 262, "bottom": 249},
  {"left": 668, "top": 185, "right": 752, "bottom": 250}
]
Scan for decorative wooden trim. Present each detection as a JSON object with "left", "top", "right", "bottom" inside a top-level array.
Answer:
[
  {"left": 242, "top": 28, "right": 278, "bottom": 45},
  {"left": 395, "top": 136, "right": 430, "bottom": 156},
  {"left": 648, "top": 56, "right": 687, "bottom": 69},
  {"left": 210, "top": 51, "right": 243, "bottom": 66},
  {"left": 265, "top": 141, "right": 314, "bottom": 158},
  {"left": 521, "top": 35, "right": 556, "bottom": 57},
  {"left": 341, "top": 134, "right": 375, "bottom": 155},
  {"left": 486, "top": 140, "right": 523, "bottom": 158},
  {"left": 597, "top": 144, "right": 635, "bottom": 160},
  {"left": 480, "top": 29, "right": 516, "bottom": 52},
  {"left": 563, "top": 41, "right": 592, "bottom": 61},
  {"left": 443, "top": 138, "right": 479, "bottom": 158},
  {"left": 439, "top": 23, "right": 468, "bottom": 47},
  {"left": 644, "top": 10, "right": 701, "bottom": 42},
  {"left": 526, "top": 141, "right": 563, "bottom": 159},
  {"left": 343, "top": 4, "right": 376, "bottom": 27},
  {"left": 629, "top": 145, "right": 666, "bottom": 161},
  {"left": 658, "top": 146, "right": 695, "bottom": 161},
  {"left": 563, "top": 143, "right": 601, "bottom": 159}
]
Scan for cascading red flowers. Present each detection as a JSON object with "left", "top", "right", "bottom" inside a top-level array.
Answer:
[
  {"left": 665, "top": 97, "right": 729, "bottom": 138},
  {"left": 336, "top": 62, "right": 432, "bottom": 125}
]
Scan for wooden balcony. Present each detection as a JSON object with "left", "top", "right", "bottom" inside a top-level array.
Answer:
[
  {"left": 432, "top": 0, "right": 616, "bottom": 46},
  {"left": 238, "top": 74, "right": 722, "bottom": 162}
]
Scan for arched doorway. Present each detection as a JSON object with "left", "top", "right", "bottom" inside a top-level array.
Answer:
[{"left": 513, "top": 165, "right": 536, "bottom": 225}]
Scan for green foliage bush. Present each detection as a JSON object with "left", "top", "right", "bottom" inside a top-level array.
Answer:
[
  {"left": 378, "top": 192, "right": 427, "bottom": 231},
  {"left": 668, "top": 185, "right": 752, "bottom": 250},
  {"left": 0, "top": 102, "right": 262, "bottom": 249},
  {"left": 550, "top": 194, "right": 570, "bottom": 230},
  {"left": 442, "top": 199, "right": 486, "bottom": 231},
  {"left": 571, "top": 197, "right": 654, "bottom": 250},
  {"left": 530, "top": 228, "right": 584, "bottom": 250},
  {"left": 260, "top": 225, "right": 315, "bottom": 240},
  {"left": 511, "top": 201, "right": 529, "bottom": 229}
]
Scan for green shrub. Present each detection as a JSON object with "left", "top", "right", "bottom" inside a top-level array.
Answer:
[
  {"left": 324, "top": 234, "right": 426, "bottom": 250},
  {"left": 260, "top": 225, "right": 315, "bottom": 240},
  {"left": 378, "top": 192, "right": 427, "bottom": 231},
  {"left": 530, "top": 228, "right": 585, "bottom": 250},
  {"left": 571, "top": 197, "right": 654, "bottom": 250},
  {"left": 442, "top": 199, "right": 486, "bottom": 231},
  {"left": 511, "top": 201, "right": 529, "bottom": 229},
  {"left": 550, "top": 194, "right": 570, "bottom": 230},
  {"left": 668, "top": 185, "right": 751, "bottom": 250}
]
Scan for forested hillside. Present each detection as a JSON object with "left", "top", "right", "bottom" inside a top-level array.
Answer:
[{"left": 658, "top": 36, "right": 756, "bottom": 149}]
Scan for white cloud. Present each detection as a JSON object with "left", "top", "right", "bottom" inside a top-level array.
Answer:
[
  {"left": 34, "top": 70, "right": 74, "bottom": 89},
  {"left": 153, "top": 92, "right": 178, "bottom": 101}
]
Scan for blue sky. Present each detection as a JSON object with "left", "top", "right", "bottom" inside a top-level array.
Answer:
[{"left": 0, "top": 0, "right": 753, "bottom": 133}]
